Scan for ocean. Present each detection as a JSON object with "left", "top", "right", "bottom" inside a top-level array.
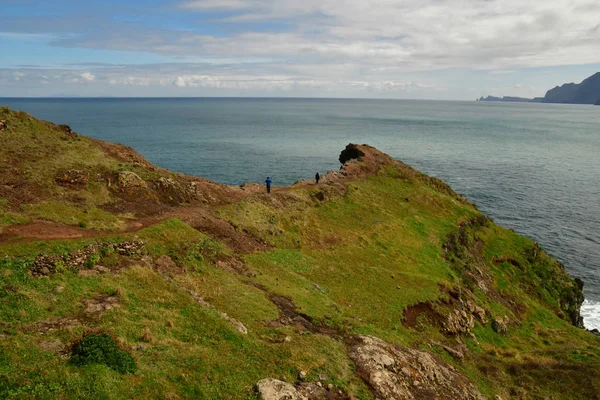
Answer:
[{"left": 2, "top": 98, "right": 599, "bottom": 329}]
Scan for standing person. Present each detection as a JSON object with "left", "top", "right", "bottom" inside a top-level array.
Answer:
[
  {"left": 315, "top": 172, "right": 320, "bottom": 184},
  {"left": 265, "top": 177, "right": 272, "bottom": 193}
]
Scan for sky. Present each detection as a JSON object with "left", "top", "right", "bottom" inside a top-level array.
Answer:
[{"left": 1, "top": 0, "right": 599, "bottom": 99}]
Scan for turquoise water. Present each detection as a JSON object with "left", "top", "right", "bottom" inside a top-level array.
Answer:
[{"left": 2, "top": 98, "right": 599, "bottom": 328}]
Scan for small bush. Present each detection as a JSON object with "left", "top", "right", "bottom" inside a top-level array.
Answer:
[
  {"left": 70, "top": 331, "right": 137, "bottom": 374},
  {"left": 85, "top": 253, "right": 101, "bottom": 269}
]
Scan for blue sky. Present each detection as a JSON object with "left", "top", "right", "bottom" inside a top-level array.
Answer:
[{"left": 1, "top": 0, "right": 599, "bottom": 99}]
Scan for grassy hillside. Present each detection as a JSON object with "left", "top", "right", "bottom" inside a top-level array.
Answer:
[{"left": 0, "top": 107, "right": 598, "bottom": 399}]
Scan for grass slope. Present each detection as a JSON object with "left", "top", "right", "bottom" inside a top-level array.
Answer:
[{"left": 0, "top": 108, "right": 598, "bottom": 399}]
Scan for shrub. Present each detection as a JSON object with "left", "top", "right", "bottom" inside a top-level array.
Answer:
[{"left": 70, "top": 331, "right": 137, "bottom": 374}]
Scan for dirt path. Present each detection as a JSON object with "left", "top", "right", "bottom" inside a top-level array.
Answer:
[{"left": 0, "top": 177, "right": 333, "bottom": 246}]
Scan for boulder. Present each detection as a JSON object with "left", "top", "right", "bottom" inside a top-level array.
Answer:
[
  {"left": 256, "top": 378, "right": 307, "bottom": 400},
  {"left": 348, "top": 335, "right": 485, "bottom": 400}
]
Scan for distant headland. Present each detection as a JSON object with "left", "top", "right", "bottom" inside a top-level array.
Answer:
[{"left": 478, "top": 72, "right": 600, "bottom": 105}]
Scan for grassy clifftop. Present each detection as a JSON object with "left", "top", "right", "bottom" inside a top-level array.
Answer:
[{"left": 0, "top": 107, "right": 598, "bottom": 399}]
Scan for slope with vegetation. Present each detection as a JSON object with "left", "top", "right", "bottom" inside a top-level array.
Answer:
[{"left": 0, "top": 107, "right": 598, "bottom": 399}]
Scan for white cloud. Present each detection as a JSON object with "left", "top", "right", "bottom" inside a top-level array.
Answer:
[
  {"left": 2, "top": 0, "right": 600, "bottom": 97},
  {"left": 80, "top": 72, "right": 95, "bottom": 81},
  {"left": 42, "top": 0, "right": 600, "bottom": 74},
  {"left": 180, "top": 0, "right": 254, "bottom": 10}
]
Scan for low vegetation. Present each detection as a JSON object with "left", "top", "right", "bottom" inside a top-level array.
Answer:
[{"left": 0, "top": 107, "right": 598, "bottom": 399}]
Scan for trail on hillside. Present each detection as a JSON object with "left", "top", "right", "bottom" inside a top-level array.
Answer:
[{"left": 0, "top": 176, "right": 333, "bottom": 245}]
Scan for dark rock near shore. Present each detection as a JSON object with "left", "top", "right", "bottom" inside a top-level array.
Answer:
[{"left": 339, "top": 143, "right": 365, "bottom": 164}]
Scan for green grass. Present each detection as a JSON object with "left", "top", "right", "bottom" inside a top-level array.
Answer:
[
  {"left": 22, "top": 201, "right": 129, "bottom": 231},
  {"left": 1, "top": 122, "right": 598, "bottom": 399}
]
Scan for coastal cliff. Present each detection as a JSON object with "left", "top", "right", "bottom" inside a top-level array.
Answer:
[
  {"left": 0, "top": 106, "right": 598, "bottom": 399},
  {"left": 479, "top": 72, "right": 600, "bottom": 105}
]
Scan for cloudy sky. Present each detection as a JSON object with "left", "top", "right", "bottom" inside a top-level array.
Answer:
[{"left": 1, "top": 0, "right": 599, "bottom": 99}]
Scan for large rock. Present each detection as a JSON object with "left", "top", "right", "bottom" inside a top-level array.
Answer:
[
  {"left": 256, "top": 378, "right": 306, "bottom": 400},
  {"left": 348, "top": 335, "right": 485, "bottom": 400},
  {"left": 116, "top": 171, "right": 147, "bottom": 189}
]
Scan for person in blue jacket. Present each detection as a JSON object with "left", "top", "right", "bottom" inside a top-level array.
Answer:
[{"left": 265, "top": 177, "right": 272, "bottom": 193}]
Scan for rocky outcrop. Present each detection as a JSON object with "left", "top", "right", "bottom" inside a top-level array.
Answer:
[
  {"left": 30, "top": 239, "right": 145, "bottom": 276},
  {"left": 0, "top": 120, "right": 6, "bottom": 131},
  {"left": 153, "top": 176, "right": 199, "bottom": 204},
  {"left": 55, "top": 169, "right": 89, "bottom": 189},
  {"left": 255, "top": 379, "right": 348, "bottom": 400},
  {"left": 339, "top": 144, "right": 366, "bottom": 164},
  {"left": 116, "top": 171, "right": 147, "bottom": 190},
  {"left": 443, "top": 309, "right": 475, "bottom": 335},
  {"left": 491, "top": 317, "right": 509, "bottom": 335},
  {"left": 348, "top": 335, "right": 485, "bottom": 400},
  {"left": 256, "top": 378, "right": 305, "bottom": 400}
]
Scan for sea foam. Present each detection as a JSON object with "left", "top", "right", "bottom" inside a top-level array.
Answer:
[{"left": 581, "top": 299, "right": 600, "bottom": 330}]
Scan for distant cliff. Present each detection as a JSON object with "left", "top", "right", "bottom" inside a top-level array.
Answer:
[
  {"left": 478, "top": 95, "right": 542, "bottom": 103},
  {"left": 479, "top": 72, "right": 600, "bottom": 105},
  {"left": 544, "top": 72, "right": 600, "bottom": 104}
]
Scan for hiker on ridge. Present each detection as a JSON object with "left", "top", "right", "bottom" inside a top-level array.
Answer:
[
  {"left": 315, "top": 172, "right": 320, "bottom": 184},
  {"left": 265, "top": 177, "right": 272, "bottom": 193}
]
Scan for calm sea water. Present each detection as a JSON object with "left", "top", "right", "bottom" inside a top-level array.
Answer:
[{"left": 2, "top": 98, "right": 599, "bottom": 329}]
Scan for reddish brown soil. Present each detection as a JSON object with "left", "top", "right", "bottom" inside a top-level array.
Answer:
[
  {"left": 0, "top": 221, "right": 96, "bottom": 242},
  {"left": 402, "top": 302, "right": 438, "bottom": 328}
]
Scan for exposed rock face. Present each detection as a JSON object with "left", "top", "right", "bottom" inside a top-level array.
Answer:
[
  {"left": 256, "top": 378, "right": 306, "bottom": 400},
  {"left": 442, "top": 309, "right": 475, "bottom": 335},
  {"left": 492, "top": 316, "right": 509, "bottom": 335},
  {"left": 348, "top": 335, "right": 485, "bottom": 400},
  {"left": 116, "top": 171, "right": 147, "bottom": 189},
  {"left": 55, "top": 169, "right": 89, "bottom": 189},
  {"left": 153, "top": 176, "right": 198, "bottom": 204},
  {"left": 339, "top": 143, "right": 366, "bottom": 164}
]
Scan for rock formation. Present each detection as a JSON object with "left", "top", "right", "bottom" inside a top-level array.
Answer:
[{"left": 348, "top": 336, "right": 485, "bottom": 400}]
